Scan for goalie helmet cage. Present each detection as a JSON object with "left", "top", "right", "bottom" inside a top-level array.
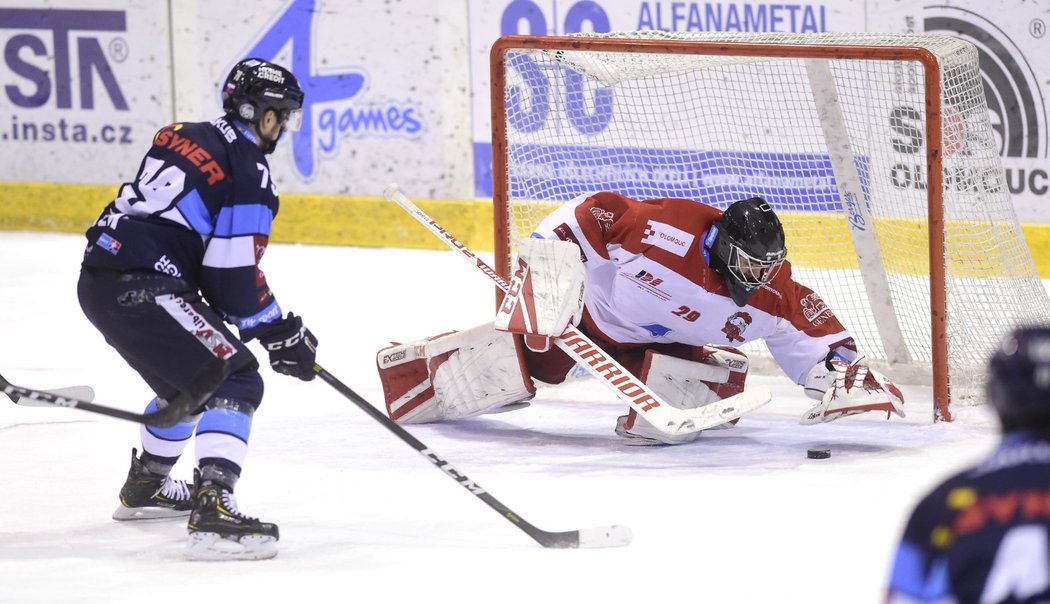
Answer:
[{"left": 488, "top": 31, "right": 1050, "bottom": 421}]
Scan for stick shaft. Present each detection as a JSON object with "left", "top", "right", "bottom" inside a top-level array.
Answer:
[{"left": 313, "top": 363, "right": 588, "bottom": 548}]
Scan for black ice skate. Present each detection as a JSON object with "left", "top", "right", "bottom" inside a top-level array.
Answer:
[
  {"left": 112, "top": 448, "right": 194, "bottom": 521},
  {"left": 184, "top": 475, "right": 279, "bottom": 561}
]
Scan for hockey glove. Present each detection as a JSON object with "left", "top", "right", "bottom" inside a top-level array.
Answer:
[
  {"left": 494, "top": 239, "right": 586, "bottom": 353},
  {"left": 800, "top": 355, "right": 904, "bottom": 424},
  {"left": 259, "top": 313, "right": 318, "bottom": 381}
]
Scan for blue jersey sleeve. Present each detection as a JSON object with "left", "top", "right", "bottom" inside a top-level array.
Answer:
[{"left": 194, "top": 121, "right": 283, "bottom": 340}]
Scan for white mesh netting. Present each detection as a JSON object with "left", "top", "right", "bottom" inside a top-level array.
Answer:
[{"left": 493, "top": 31, "right": 1050, "bottom": 412}]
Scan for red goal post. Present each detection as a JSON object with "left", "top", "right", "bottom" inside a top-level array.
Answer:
[{"left": 488, "top": 32, "right": 1050, "bottom": 420}]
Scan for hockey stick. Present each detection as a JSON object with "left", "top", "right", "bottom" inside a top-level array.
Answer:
[
  {"left": 0, "top": 360, "right": 229, "bottom": 427},
  {"left": 383, "top": 184, "right": 772, "bottom": 435},
  {"left": 5, "top": 384, "right": 96, "bottom": 407},
  {"left": 313, "top": 363, "right": 631, "bottom": 549}
]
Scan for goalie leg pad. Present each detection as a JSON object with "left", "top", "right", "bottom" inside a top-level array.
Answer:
[
  {"left": 615, "top": 345, "right": 749, "bottom": 445},
  {"left": 377, "top": 324, "right": 536, "bottom": 424},
  {"left": 377, "top": 338, "right": 435, "bottom": 423}
]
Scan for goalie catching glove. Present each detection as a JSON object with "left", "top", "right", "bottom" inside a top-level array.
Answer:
[
  {"left": 800, "top": 352, "right": 905, "bottom": 424},
  {"left": 494, "top": 238, "right": 586, "bottom": 353}
]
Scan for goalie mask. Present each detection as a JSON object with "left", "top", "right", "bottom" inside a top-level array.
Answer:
[
  {"left": 987, "top": 326, "right": 1050, "bottom": 432},
  {"left": 705, "top": 197, "right": 787, "bottom": 307},
  {"left": 221, "top": 58, "right": 304, "bottom": 154}
]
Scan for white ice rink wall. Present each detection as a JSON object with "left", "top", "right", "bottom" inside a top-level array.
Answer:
[{"left": 2, "top": 0, "right": 1050, "bottom": 266}]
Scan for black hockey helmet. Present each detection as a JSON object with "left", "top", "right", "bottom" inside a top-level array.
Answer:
[
  {"left": 987, "top": 326, "right": 1050, "bottom": 432},
  {"left": 705, "top": 197, "right": 787, "bottom": 307},
  {"left": 221, "top": 58, "right": 304, "bottom": 134}
]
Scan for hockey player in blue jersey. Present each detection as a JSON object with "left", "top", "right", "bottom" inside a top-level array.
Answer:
[
  {"left": 77, "top": 58, "right": 317, "bottom": 560},
  {"left": 886, "top": 325, "right": 1050, "bottom": 602}
]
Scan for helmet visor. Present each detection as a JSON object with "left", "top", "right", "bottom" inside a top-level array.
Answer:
[
  {"left": 280, "top": 107, "right": 303, "bottom": 132},
  {"left": 725, "top": 242, "right": 786, "bottom": 289}
]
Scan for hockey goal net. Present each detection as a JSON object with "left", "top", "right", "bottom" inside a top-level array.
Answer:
[{"left": 488, "top": 31, "right": 1050, "bottom": 420}]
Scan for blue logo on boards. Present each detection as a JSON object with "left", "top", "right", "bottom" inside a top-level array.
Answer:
[
  {"left": 240, "top": 0, "right": 423, "bottom": 179},
  {"left": 1, "top": 8, "right": 128, "bottom": 110},
  {"left": 507, "top": 145, "right": 870, "bottom": 212},
  {"left": 636, "top": 2, "right": 828, "bottom": 33},
  {"left": 1, "top": 8, "right": 136, "bottom": 147},
  {"left": 479, "top": 0, "right": 834, "bottom": 198}
]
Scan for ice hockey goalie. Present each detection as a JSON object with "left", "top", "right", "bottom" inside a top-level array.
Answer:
[{"left": 377, "top": 191, "right": 906, "bottom": 444}]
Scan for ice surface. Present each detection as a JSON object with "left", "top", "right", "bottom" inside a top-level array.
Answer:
[{"left": 0, "top": 232, "right": 1002, "bottom": 603}]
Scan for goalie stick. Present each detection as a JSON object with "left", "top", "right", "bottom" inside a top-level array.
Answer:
[
  {"left": 0, "top": 360, "right": 228, "bottom": 427},
  {"left": 313, "top": 363, "right": 631, "bottom": 549},
  {"left": 383, "top": 184, "right": 772, "bottom": 436}
]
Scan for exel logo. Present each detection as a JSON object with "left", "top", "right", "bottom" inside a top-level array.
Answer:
[{"left": 240, "top": 0, "right": 424, "bottom": 179}]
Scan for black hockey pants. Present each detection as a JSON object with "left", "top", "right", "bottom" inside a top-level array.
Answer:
[{"left": 77, "top": 267, "right": 261, "bottom": 408}]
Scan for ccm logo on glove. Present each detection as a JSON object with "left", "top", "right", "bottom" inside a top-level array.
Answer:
[
  {"left": 263, "top": 327, "right": 312, "bottom": 350},
  {"left": 259, "top": 313, "right": 318, "bottom": 381}
]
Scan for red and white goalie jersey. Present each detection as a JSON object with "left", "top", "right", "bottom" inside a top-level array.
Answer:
[{"left": 532, "top": 191, "right": 854, "bottom": 386}]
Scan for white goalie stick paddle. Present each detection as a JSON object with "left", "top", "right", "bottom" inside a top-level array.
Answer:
[
  {"left": 383, "top": 184, "right": 772, "bottom": 436},
  {"left": 313, "top": 363, "right": 631, "bottom": 548}
]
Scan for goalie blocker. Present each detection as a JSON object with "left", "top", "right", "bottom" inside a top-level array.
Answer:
[{"left": 494, "top": 238, "right": 587, "bottom": 353}]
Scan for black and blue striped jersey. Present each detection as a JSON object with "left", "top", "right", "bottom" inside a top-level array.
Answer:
[
  {"left": 887, "top": 431, "right": 1050, "bottom": 603},
  {"left": 82, "top": 116, "right": 283, "bottom": 341}
]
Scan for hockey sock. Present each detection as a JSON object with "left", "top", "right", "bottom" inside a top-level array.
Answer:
[
  {"left": 140, "top": 397, "right": 201, "bottom": 474},
  {"left": 195, "top": 397, "right": 254, "bottom": 483}
]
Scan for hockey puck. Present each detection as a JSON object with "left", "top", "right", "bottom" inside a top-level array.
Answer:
[{"left": 807, "top": 449, "right": 831, "bottom": 459}]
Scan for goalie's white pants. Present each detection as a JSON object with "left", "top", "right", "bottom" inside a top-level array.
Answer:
[
  {"left": 616, "top": 345, "right": 749, "bottom": 445},
  {"left": 376, "top": 324, "right": 535, "bottom": 424}
]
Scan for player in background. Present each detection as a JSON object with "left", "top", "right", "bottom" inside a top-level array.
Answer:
[
  {"left": 77, "top": 58, "right": 318, "bottom": 560},
  {"left": 886, "top": 326, "right": 1050, "bottom": 602},
  {"left": 377, "top": 191, "right": 905, "bottom": 445}
]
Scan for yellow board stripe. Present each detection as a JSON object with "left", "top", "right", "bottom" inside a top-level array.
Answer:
[
  {"left": 2, "top": 182, "right": 1049, "bottom": 278},
  {"left": 0, "top": 182, "right": 495, "bottom": 251},
  {"left": 781, "top": 212, "right": 1041, "bottom": 279}
]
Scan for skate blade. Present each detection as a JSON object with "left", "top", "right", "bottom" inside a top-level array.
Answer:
[
  {"left": 112, "top": 505, "right": 191, "bottom": 521},
  {"left": 183, "top": 531, "right": 278, "bottom": 561}
]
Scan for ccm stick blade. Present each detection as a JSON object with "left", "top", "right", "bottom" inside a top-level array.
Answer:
[
  {"left": 8, "top": 385, "right": 96, "bottom": 407},
  {"left": 5, "top": 384, "right": 96, "bottom": 407},
  {"left": 0, "top": 361, "right": 227, "bottom": 427},
  {"left": 313, "top": 364, "right": 631, "bottom": 549}
]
